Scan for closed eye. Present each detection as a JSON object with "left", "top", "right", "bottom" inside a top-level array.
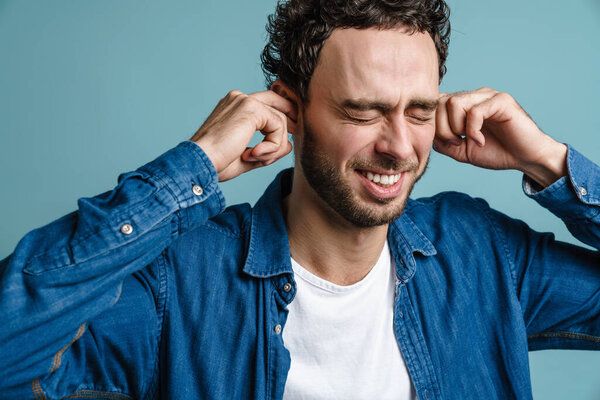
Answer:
[
  {"left": 408, "top": 114, "right": 433, "bottom": 122},
  {"left": 347, "top": 115, "right": 376, "bottom": 124}
]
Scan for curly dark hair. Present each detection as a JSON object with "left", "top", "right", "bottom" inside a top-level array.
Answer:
[{"left": 261, "top": 0, "right": 451, "bottom": 102}]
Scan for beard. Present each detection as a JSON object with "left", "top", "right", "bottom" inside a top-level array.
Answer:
[{"left": 299, "top": 117, "right": 429, "bottom": 228}]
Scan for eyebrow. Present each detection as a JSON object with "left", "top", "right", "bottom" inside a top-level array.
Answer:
[
  {"left": 341, "top": 99, "right": 393, "bottom": 113},
  {"left": 340, "top": 97, "right": 439, "bottom": 114},
  {"left": 409, "top": 98, "right": 439, "bottom": 112}
]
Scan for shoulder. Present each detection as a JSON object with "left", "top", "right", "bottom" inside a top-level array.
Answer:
[
  {"left": 167, "top": 202, "right": 253, "bottom": 260},
  {"left": 404, "top": 191, "right": 498, "bottom": 236},
  {"left": 407, "top": 190, "right": 492, "bottom": 217},
  {"left": 203, "top": 202, "right": 253, "bottom": 238}
]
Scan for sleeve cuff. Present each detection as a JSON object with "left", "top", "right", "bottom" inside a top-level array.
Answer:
[
  {"left": 523, "top": 144, "right": 600, "bottom": 221},
  {"left": 138, "top": 141, "right": 226, "bottom": 229}
]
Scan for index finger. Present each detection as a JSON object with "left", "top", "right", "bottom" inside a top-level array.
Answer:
[{"left": 250, "top": 90, "right": 298, "bottom": 123}]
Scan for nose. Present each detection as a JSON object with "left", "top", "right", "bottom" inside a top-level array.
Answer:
[{"left": 373, "top": 117, "right": 414, "bottom": 161}]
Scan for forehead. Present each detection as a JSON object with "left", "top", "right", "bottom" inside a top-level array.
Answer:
[{"left": 310, "top": 27, "right": 439, "bottom": 103}]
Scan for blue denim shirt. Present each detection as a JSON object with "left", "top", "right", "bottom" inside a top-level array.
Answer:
[{"left": 1, "top": 141, "right": 599, "bottom": 400}]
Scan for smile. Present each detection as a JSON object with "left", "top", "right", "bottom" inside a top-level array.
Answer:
[
  {"left": 358, "top": 170, "right": 402, "bottom": 187},
  {"left": 355, "top": 169, "right": 406, "bottom": 200}
]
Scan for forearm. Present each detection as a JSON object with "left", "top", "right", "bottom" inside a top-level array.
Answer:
[{"left": 0, "top": 141, "right": 224, "bottom": 389}]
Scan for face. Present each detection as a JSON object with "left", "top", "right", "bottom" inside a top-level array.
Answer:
[{"left": 295, "top": 27, "right": 439, "bottom": 227}]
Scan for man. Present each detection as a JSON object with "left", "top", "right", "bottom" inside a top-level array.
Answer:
[{"left": 1, "top": 0, "right": 599, "bottom": 399}]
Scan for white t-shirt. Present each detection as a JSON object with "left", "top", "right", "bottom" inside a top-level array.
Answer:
[{"left": 282, "top": 241, "right": 416, "bottom": 400}]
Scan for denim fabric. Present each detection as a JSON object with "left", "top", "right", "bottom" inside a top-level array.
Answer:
[{"left": 1, "top": 141, "right": 599, "bottom": 400}]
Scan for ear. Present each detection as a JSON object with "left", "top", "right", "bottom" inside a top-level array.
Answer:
[
  {"left": 271, "top": 79, "right": 301, "bottom": 137},
  {"left": 270, "top": 79, "right": 299, "bottom": 104}
]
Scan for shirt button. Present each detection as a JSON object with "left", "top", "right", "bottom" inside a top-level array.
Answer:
[
  {"left": 283, "top": 283, "right": 292, "bottom": 293},
  {"left": 192, "top": 185, "right": 203, "bottom": 196},
  {"left": 274, "top": 324, "right": 282, "bottom": 335},
  {"left": 120, "top": 224, "right": 133, "bottom": 235},
  {"left": 580, "top": 186, "right": 587, "bottom": 196}
]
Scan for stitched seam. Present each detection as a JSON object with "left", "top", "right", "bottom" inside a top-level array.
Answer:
[
  {"left": 142, "top": 252, "right": 169, "bottom": 399},
  {"left": 405, "top": 290, "right": 441, "bottom": 396},
  {"left": 528, "top": 330, "right": 600, "bottom": 343},
  {"left": 64, "top": 389, "right": 133, "bottom": 399},
  {"left": 554, "top": 206, "right": 600, "bottom": 223},
  {"left": 410, "top": 190, "right": 461, "bottom": 207},
  {"left": 265, "top": 286, "right": 275, "bottom": 400},
  {"left": 31, "top": 324, "right": 87, "bottom": 399},
  {"left": 24, "top": 185, "right": 165, "bottom": 273},
  {"left": 186, "top": 142, "right": 226, "bottom": 213},
  {"left": 32, "top": 378, "right": 44, "bottom": 400},
  {"left": 50, "top": 323, "right": 87, "bottom": 372},
  {"left": 147, "top": 167, "right": 181, "bottom": 206},
  {"left": 201, "top": 221, "right": 244, "bottom": 238},
  {"left": 477, "top": 199, "right": 518, "bottom": 291},
  {"left": 72, "top": 174, "right": 164, "bottom": 246},
  {"left": 25, "top": 218, "right": 173, "bottom": 275},
  {"left": 396, "top": 291, "right": 421, "bottom": 390}
]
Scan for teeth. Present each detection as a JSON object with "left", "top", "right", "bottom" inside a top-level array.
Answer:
[{"left": 362, "top": 171, "right": 401, "bottom": 186}]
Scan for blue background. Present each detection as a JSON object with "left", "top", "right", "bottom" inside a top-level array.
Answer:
[{"left": 1, "top": 0, "right": 599, "bottom": 397}]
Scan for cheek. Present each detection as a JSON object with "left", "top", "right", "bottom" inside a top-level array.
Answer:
[
  {"left": 411, "top": 125, "right": 435, "bottom": 160},
  {"left": 326, "top": 124, "right": 376, "bottom": 160}
]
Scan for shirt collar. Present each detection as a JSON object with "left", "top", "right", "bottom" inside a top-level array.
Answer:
[
  {"left": 242, "top": 168, "right": 437, "bottom": 280},
  {"left": 242, "top": 168, "right": 294, "bottom": 278},
  {"left": 388, "top": 208, "right": 437, "bottom": 282}
]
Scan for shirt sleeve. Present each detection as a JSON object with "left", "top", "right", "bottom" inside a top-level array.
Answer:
[
  {"left": 0, "top": 141, "right": 225, "bottom": 397},
  {"left": 497, "top": 145, "right": 600, "bottom": 350}
]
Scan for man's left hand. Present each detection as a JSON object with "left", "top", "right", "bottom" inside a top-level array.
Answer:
[{"left": 433, "top": 87, "right": 567, "bottom": 188}]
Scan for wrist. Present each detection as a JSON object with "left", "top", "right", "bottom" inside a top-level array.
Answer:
[
  {"left": 520, "top": 141, "right": 568, "bottom": 188},
  {"left": 191, "top": 137, "right": 223, "bottom": 174}
]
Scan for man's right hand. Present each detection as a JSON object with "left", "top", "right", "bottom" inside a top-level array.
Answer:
[{"left": 191, "top": 89, "right": 297, "bottom": 182}]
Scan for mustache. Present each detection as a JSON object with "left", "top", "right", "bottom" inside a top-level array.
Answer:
[{"left": 347, "top": 157, "right": 419, "bottom": 172}]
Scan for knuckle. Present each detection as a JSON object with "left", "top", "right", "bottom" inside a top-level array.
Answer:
[
  {"left": 446, "top": 95, "right": 461, "bottom": 108},
  {"left": 241, "top": 96, "right": 260, "bottom": 112},
  {"left": 467, "top": 107, "right": 481, "bottom": 119},
  {"left": 496, "top": 91, "right": 510, "bottom": 100},
  {"left": 277, "top": 111, "right": 287, "bottom": 126},
  {"left": 227, "top": 89, "right": 244, "bottom": 98}
]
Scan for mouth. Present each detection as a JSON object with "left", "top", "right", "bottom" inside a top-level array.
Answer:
[
  {"left": 357, "top": 170, "right": 402, "bottom": 188},
  {"left": 355, "top": 169, "right": 406, "bottom": 199}
]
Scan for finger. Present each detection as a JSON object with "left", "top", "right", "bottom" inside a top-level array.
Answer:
[
  {"left": 436, "top": 94, "right": 462, "bottom": 146},
  {"left": 432, "top": 136, "right": 469, "bottom": 164},
  {"left": 446, "top": 93, "right": 492, "bottom": 147},
  {"left": 465, "top": 95, "right": 505, "bottom": 147},
  {"left": 254, "top": 106, "right": 293, "bottom": 159},
  {"left": 286, "top": 116, "right": 297, "bottom": 134},
  {"left": 251, "top": 90, "right": 298, "bottom": 123},
  {"left": 219, "top": 154, "right": 268, "bottom": 182},
  {"left": 242, "top": 138, "right": 293, "bottom": 165},
  {"left": 446, "top": 98, "right": 467, "bottom": 137}
]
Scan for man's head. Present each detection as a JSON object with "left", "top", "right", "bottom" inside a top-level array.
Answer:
[
  {"left": 261, "top": 0, "right": 450, "bottom": 103},
  {"left": 261, "top": 0, "right": 450, "bottom": 228}
]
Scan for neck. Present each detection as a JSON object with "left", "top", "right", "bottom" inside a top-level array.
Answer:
[{"left": 283, "top": 168, "right": 388, "bottom": 286}]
